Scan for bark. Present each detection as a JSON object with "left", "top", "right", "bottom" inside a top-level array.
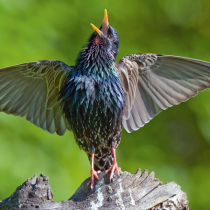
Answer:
[{"left": 0, "top": 168, "right": 188, "bottom": 210}]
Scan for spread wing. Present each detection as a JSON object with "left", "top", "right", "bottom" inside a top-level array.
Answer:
[
  {"left": 0, "top": 60, "right": 73, "bottom": 135},
  {"left": 116, "top": 54, "right": 210, "bottom": 133}
]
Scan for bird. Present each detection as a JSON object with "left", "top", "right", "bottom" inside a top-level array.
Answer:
[{"left": 1, "top": 9, "right": 210, "bottom": 189}]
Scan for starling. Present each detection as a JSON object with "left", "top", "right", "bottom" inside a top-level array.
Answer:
[{"left": 1, "top": 10, "right": 210, "bottom": 189}]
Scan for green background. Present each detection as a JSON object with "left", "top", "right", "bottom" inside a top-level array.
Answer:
[{"left": 0, "top": 0, "right": 210, "bottom": 209}]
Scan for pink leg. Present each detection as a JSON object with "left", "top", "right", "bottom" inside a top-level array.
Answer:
[
  {"left": 105, "top": 148, "right": 120, "bottom": 182},
  {"left": 87, "top": 153, "right": 101, "bottom": 189}
]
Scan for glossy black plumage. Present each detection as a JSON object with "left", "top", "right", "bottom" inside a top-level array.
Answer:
[
  {"left": 1, "top": 10, "right": 210, "bottom": 188},
  {"left": 59, "top": 25, "right": 125, "bottom": 171}
]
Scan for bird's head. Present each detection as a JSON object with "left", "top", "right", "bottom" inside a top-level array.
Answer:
[{"left": 87, "top": 9, "right": 119, "bottom": 60}]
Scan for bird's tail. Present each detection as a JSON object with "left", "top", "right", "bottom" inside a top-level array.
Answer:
[{"left": 88, "top": 147, "right": 114, "bottom": 171}]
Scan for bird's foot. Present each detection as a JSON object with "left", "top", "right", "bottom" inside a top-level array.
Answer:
[
  {"left": 87, "top": 169, "right": 101, "bottom": 189},
  {"left": 105, "top": 148, "right": 120, "bottom": 182},
  {"left": 105, "top": 161, "right": 119, "bottom": 182}
]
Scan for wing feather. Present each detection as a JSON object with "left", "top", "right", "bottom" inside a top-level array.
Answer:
[
  {"left": 116, "top": 54, "right": 210, "bottom": 133},
  {"left": 0, "top": 60, "right": 73, "bottom": 135}
]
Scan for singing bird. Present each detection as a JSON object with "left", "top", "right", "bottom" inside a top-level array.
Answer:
[{"left": 1, "top": 10, "right": 210, "bottom": 189}]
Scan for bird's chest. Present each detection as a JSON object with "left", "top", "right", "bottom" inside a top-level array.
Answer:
[{"left": 62, "top": 72, "right": 125, "bottom": 144}]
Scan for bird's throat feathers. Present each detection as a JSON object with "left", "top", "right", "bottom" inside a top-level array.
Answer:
[{"left": 74, "top": 41, "right": 116, "bottom": 76}]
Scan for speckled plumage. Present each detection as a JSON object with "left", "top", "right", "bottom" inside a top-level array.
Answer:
[{"left": 59, "top": 26, "right": 125, "bottom": 170}]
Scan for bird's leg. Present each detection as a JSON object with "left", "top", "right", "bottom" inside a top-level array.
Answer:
[
  {"left": 87, "top": 151, "right": 101, "bottom": 189},
  {"left": 87, "top": 153, "right": 101, "bottom": 189},
  {"left": 105, "top": 148, "right": 119, "bottom": 182}
]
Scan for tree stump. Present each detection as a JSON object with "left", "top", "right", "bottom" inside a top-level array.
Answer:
[{"left": 0, "top": 168, "right": 188, "bottom": 210}]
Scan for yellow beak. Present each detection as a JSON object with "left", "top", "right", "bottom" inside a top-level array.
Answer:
[
  {"left": 91, "top": 23, "right": 103, "bottom": 36},
  {"left": 91, "top": 9, "right": 109, "bottom": 37}
]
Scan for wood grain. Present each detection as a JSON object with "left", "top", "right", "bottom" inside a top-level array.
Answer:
[{"left": 0, "top": 168, "right": 188, "bottom": 210}]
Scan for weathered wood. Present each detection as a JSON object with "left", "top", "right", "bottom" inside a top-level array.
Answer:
[{"left": 0, "top": 169, "right": 188, "bottom": 210}]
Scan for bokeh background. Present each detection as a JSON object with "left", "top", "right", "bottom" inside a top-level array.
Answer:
[{"left": 0, "top": 0, "right": 210, "bottom": 209}]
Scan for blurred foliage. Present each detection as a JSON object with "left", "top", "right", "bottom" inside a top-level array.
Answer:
[{"left": 0, "top": 0, "right": 210, "bottom": 209}]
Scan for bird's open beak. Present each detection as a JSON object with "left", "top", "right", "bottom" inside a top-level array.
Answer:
[
  {"left": 91, "top": 9, "right": 109, "bottom": 37},
  {"left": 101, "top": 9, "right": 109, "bottom": 35},
  {"left": 91, "top": 24, "right": 103, "bottom": 36}
]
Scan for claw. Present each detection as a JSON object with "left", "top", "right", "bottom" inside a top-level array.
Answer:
[
  {"left": 87, "top": 152, "right": 101, "bottom": 189},
  {"left": 87, "top": 169, "right": 101, "bottom": 189},
  {"left": 105, "top": 148, "right": 120, "bottom": 182},
  {"left": 105, "top": 161, "right": 119, "bottom": 182}
]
